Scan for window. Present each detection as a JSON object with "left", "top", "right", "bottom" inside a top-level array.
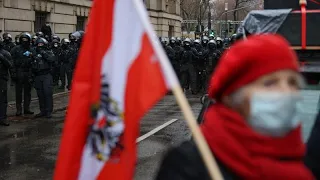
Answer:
[
  {"left": 77, "top": 16, "right": 86, "bottom": 31},
  {"left": 168, "top": 25, "right": 174, "bottom": 38},
  {"left": 34, "top": 12, "right": 47, "bottom": 32}
]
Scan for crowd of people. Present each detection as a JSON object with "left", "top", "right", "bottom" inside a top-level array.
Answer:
[
  {"left": 160, "top": 34, "right": 241, "bottom": 94},
  {"left": 0, "top": 29, "right": 84, "bottom": 126}
]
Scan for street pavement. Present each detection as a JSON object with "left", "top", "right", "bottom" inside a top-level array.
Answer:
[{"left": 0, "top": 90, "right": 319, "bottom": 180}]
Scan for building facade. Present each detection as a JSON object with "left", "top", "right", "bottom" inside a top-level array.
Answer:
[
  {"left": 0, "top": 0, "right": 181, "bottom": 39},
  {"left": 144, "top": 0, "right": 182, "bottom": 37},
  {"left": 0, "top": 0, "right": 91, "bottom": 39}
]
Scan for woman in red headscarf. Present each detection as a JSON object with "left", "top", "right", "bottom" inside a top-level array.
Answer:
[{"left": 156, "top": 34, "right": 315, "bottom": 180}]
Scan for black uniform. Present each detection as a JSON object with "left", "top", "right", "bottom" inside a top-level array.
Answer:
[
  {"left": 0, "top": 43, "right": 13, "bottom": 126},
  {"left": 173, "top": 45, "right": 183, "bottom": 79},
  {"left": 197, "top": 46, "right": 209, "bottom": 92},
  {"left": 180, "top": 41, "right": 199, "bottom": 94},
  {"left": 51, "top": 40, "right": 61, "bottom": 86},
  {"left": 10, "top": 33, "right": 34, "bottom": 116},
  {"left": 164, "top": 45, "right": 176, "bottom": 71},
  {"left": 31, "top": 38, "right": 55, "bottom": 118},
  {"left": 41, "top": 24, "right": 52, "bottom": 42},
  {"left": 60, "top": 44, "right": 76, "bottom": 90}
]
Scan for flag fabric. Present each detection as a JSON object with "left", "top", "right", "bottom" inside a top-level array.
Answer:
[{"left": 54, "top": 0, "right": 178, "bottom": 179}]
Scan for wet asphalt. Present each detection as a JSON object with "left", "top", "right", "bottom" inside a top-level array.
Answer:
[{"left": 0, "top": 90, "right": 319, "bottom": 180}]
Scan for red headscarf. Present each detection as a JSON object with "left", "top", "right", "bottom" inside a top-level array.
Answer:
[{"left": 201, "top": 104, "right": 314, "bottom": 180}]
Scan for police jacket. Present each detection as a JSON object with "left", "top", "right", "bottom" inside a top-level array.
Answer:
[
  {"left": 10, "top": 45, "right": 33, "bottom": 72},
  {"left": 31, "top": 49, "right": 55, "bottom": 76},
  {"left": 164, "top": 45, "right": 176, "bottom": 65},
  {"left": 3, "top": 41, "right": 15, "bottom": 52},
  {"left": 0, "top": 49, "right": 13, "bottom": 81},
  {"left": 181, "top": 47, "right": 199, "bottom": 66},
  {"left": 59, "top": 46, "right": 73, "bottom": 65},
  {"left": 173, "top": 45, "right": 184, "bottom": 65},
  {"left": 51, "top": 47, "right": 61, "bottom": 67},
  {"left": 207, "top": 50, "right": 219, "bottom": 70},
  {"left": 156, "top": 141, "right": 237, "bottom": 180}
]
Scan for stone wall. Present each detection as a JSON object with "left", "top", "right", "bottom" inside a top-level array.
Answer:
[
  {"left": 146, "top": 0, "right": 182, "bottom": 37},
  {"left": 0, "top": 0, "right": 182, "bottom": 39},
  {"left": 0, "top": 0, "right": 91, "bottom": 39}
]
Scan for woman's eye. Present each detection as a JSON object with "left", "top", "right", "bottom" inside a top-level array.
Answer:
[
  {"left": 263, "top": 79, "right": 277, "bottom": 87},
  {"left": 288, "top": 78, "right": 300, "bottom": 89}
]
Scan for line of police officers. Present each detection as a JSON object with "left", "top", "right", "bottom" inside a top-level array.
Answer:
[
  {"left": 0, "top": 31, "right": 84, "bottom": 126},
  {"left": 161, "top": 34, "right": 237, "bottom": 94}
]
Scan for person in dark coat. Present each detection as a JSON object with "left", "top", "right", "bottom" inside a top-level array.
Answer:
[
  {"left": 156, "top": 34, "right": 314, "bottom": 180},
  {"left": 0, "top": 41, "right": 13, "bottom": 126},
  {"left": 305, "top": 112, "right": 320, "bottom": 179},
  {"left": 41, "top": 22, "right": 52, "bottom": 42}
]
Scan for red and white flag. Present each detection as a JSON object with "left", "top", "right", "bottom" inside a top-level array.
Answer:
[{"left": 54, "top": 0, "right": 178, "bottom": 179}]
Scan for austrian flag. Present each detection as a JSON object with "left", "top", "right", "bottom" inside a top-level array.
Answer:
[{"left": 54, "top": 0, "right": 179, "bottom": 179}]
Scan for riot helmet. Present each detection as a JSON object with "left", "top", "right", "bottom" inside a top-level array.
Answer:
[
  {"left": 194, "top": 39, "right": 201, "bottom": 50},
  {"left": 223, "top": 38, "right": 230, "bottom": 49},
  {"left": 19, "top": 33, "right": 32, "bottom": 48},
  {"left": 215, "top": 37, "right": 223, "bottom": 49},
  {"left": 15, "top": 35, "right": 20, "bottom": 45},
  {"left": 2, "top": 33, "right": 12, "bottom": 42},
  {"left": 176, "top": 37, "right": 182, "bottom": 46},
  {"left": 202, "top": 36, "right": 209, "bottom": 46},
  {"left": 36, "top": 37, "right": 48, "bottom": 51},
  {"left": 230, "top": 34, "right": 237, "bottom": 45},
  {"left": 52, "top": 35, "right": 60, "bottom": 42},
  {"left": 61, "top": 38, "right": 70, "bottom": 45},
  {"left": 52, "top": 39, "right": 60, "bottom": 48},
  {"left": 32, "top": 35, "right": 38, "bottom": 46},
  {"left": 208, "top": 40, "right": 217, "bottom": 50},
  {"left": 36, "top": 32, "right": 44, "bottom": 38},
  {"left": 183, "top": 38, "right": 191, "bottom": 48},
  {"left": 169, "top": 37, "right": 176, "bottom": 45}
]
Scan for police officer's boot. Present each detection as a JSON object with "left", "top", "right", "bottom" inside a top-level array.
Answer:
[
  {"left": 24, "top": 110, "right": 34, "bottom": 115},
  {"left": 16, "top": 105, "right": 22, "bottom": 116}
]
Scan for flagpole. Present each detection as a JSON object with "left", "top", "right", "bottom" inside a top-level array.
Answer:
[{"left": 132, "top": 0, "right": 224, "bottom": 180}]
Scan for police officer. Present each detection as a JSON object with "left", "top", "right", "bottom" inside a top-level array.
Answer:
[
  {"left": 173, "top": 38, "right": 184, "bottom": 79},
  {"left": 215, "top": 37, "right": 224, "bottom": 57},
  {"left": 14, "top": 34, "right": 20, "bottom": 45},
  {"left": 206, "top": 40, "right": 219, "bottom": 85},
  {"left": 176, "top": 37, "right": 182, "bottom": 46},
  {"left": 31, "top": 38, "right": 55, "bottom": 118},
  {"left": 180, "top": 38, "right": 198, "bottom": 94},
  {"left": 69, "top": 33, "right": 78, "bottom": 49},
  {"left": 59, "top": 38, "right": 73, "bottom": 90},
  {"left": 2, "top": 33, "right": 15, "bottom": 52},
  {"left": 161, "top": 37, "right": 175, "bottom": 70},
  {"left": 201, "top": 36, "right": 209, "bottom": 49},
  {"left": 193, "top": 39, "right": 202, "bottom": 52},
  {"left": 67, "top": 31, "right": 84, "bottom": 88},
  {"left": 10, "top": 33, "right": 34, "bottom": 116},
  {"left": 230, "top": 34, "right": 237, "bottom": 45},
  {"left": 36, "top": 32, "right": 44, "bottom": 39},
  {"left": 31, "top": 35, "right": 38, "bottom": 48},
  {"left": 52, "top": 34, "right": 60, "bottom": 42},
  {"left": 51, "top": 39, "right": 61, "bottom": 86},
  {"left": 0, "top": 41, "right": 13, "bottom": 126},
  {"left": 223, "top": 38, "right": 230, "bottom": 50}
]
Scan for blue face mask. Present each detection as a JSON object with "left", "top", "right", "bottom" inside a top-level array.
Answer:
[{"left": 248, "top": 92, "right": 302, "bottom": 137}]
